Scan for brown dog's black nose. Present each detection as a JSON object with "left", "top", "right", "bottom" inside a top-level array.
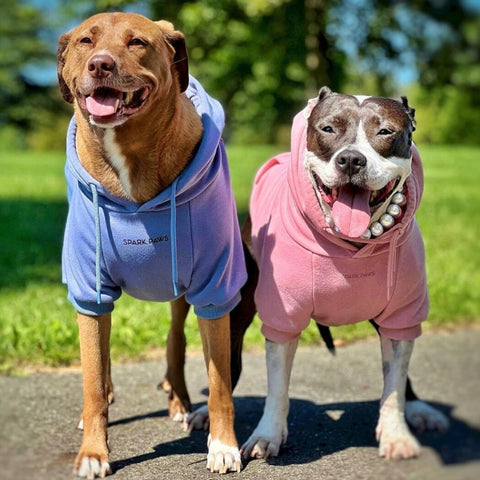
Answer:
[
  {"left": 88, "top": 54, "right": 115, "bottom": 78},
  {"left": 336, "top": 150, "right": 367, "bottom": 176}
]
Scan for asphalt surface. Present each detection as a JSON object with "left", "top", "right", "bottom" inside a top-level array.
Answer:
[{"left": 1, "top": 328, "right": 479, "bottom": 480}]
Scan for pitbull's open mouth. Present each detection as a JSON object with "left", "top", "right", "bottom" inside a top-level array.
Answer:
[
  {"left": 81, "top": 86, "right": 151, "bottom": 125},
  {"left": 311, "top": 173, "right": 400, "bottom": 238}
]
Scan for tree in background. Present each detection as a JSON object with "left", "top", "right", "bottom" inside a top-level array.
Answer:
[
  {"left": 1, "top": 0, "right": 479, "bottom": 147},
  {"left": 0, "top": 1, "right": 70, "bottom": 149}
]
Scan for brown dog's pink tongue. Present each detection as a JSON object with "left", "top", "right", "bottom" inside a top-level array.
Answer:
[
  {"left": 86, "top": 92, "right": 120, "bottom": 117},
  {"left": 331, "top": 185, "right": 371, "bottom": 238}
]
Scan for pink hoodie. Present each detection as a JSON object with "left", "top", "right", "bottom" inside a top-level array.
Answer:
[{"left": 250, "top": 108, "right": 428, "bottom": 343}]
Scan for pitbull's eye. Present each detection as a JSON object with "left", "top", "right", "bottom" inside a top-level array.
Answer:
[
  {"left": 378, "top": 128, "right": 393, "bottom": 135},
  {"left": 79, "top": 37, "right": 93, "bottom": 45},
  {"left": 321, "top": 126, "right": 334, "bottom": 133},
  {"left": 129, "top": 38, "right": 148, "bottom": 47}
]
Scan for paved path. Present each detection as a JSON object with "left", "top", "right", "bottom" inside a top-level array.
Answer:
[{"left": 1, "top": 329, "right": 479, "bottom": 480}]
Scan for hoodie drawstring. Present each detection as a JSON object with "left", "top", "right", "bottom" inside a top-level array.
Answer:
[
  {"left": 90, "top": 184, "right": 102, "bottom": 305},
  {"left": 386, "top": 229, "right": 402, "bottom": 301},
  {"left": 170, "top": 177, "right": 179, "bottom": 297}
]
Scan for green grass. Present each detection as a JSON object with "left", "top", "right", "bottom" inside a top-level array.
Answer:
[{"left": 0, "top": 144, "right": 479, "bottom": 372}]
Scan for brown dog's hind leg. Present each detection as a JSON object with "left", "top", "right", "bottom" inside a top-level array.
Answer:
[
  {"left": 230, "top": 238, "right": 259, "bottom": 389},
  {"left": 160, "top": 296, "right": 192, "bottom": 422},
  {"left": 75, "top": 313, "right": 112, "bottom": 478}
]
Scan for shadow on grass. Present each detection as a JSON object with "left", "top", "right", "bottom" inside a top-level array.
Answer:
[
  {"left": 0, "top": 199, "right": 67, "bottom": 288},
  {"left": 0, "top": 198, "right": 249, "bottom": 290}
]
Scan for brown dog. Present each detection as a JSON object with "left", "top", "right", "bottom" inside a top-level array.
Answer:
[{"left": 57, "top": 12, "right": 246, "bottom": 477}]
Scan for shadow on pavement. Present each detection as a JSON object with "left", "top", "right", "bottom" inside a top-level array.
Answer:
[{"left": 110, "top": 395, "right": 480, "bottom": 473}]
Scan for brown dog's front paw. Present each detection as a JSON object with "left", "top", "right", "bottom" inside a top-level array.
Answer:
[
  {"left": 75, "top": 453, "right": 112, "bottom": 478},
  {"left": 206, "top": 437, "right": 242, "bottom": 474}
]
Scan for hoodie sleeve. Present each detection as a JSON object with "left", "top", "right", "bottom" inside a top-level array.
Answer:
[{"left": 185, "top": 141, "right": 247, "bottom": 319}]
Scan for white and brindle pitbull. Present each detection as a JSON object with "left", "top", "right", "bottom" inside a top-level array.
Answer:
[{"left": 240, "top": 87, "right": 449, "bottom": 460}]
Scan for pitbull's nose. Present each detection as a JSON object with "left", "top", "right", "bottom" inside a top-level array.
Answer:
[
  {"left": 88, "top": 54, "right": 116, "bottom": 78},
  {"left": 336, "top": 150, "right": 367, "bottom": 176}
]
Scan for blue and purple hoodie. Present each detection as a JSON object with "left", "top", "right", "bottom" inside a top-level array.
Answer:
[{"left": 62, "top": 76, "right": 246, "bottom": 319}]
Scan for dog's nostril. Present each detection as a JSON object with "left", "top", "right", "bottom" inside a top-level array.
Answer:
[
  {"left": 336, "top": 150, "right": 367, "bottom": 175},
  {"left": 88, "top": 54, "right": 116, "bottom": 76}
]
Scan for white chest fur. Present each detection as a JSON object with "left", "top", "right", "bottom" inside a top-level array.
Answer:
[{"left": 103, "top": 129, "right": 133, "bottom": 199}]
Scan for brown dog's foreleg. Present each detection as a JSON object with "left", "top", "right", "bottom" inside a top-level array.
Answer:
[
  {"left": 106, "top": 356, "right": 114, "bottom": 405},
  {"left": 198, "top": 314, "right": 242, "bottom": 473},
  {"left": 161, "top": 296, "right": 192, "bottom": 421},
  {"left": 75, "top": 313, "right": 112, "bottom": 478}
]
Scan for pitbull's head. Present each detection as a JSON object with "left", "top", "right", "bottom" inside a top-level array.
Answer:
[{"left": 304, "top": 86, "right": 416, "bottom": 239}]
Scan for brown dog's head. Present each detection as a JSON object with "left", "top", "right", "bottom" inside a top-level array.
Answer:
[{"left": 57, "top": 12, "right": 189, "bottom": 128}]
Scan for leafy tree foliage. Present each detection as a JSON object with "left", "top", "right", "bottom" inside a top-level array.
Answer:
[{"left": 1, "top": 0, "right": 479, "bottom": 147}]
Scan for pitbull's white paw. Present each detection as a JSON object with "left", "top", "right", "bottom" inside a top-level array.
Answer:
[
  {"left": 241, "top": 435, "right": 281, "bottom": 459},
  {"left": 241, "top": 423, "right": 288, "bottom": 459},
  {"left": 171, "top": 411, "right": 189, "bottom": 424},
  {"left": 185, "top": 404, "right": 209, "bottom": 432},
  {"left": 206, "top": 437, "right": 242, "bottom": 473},
  {"left": 405, "top": 400, "right": 449, "bottom": 433},
  {"left": 76, "top": 457, "right": 112, "bottom": 478},
  {"left": 376, "top": 416, "right": 421, "bottom": 460}
]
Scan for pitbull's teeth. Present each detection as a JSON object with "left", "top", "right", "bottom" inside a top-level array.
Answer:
[{"left": 115, "top": 99, "right": 120, "bottom": 111}]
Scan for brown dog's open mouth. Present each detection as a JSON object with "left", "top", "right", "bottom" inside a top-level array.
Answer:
[
  {"left": 81, "top": 86, "right": 151, "bottom": 124},
  {"left": 312, "top": 173, "right": 401, "bottom": 238}
]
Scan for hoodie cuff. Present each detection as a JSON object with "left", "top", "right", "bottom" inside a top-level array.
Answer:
[
  {"left": 193, "top": 292, "right": 241, "bottom": 320},
  {"left": 68, "top": 293, "right": 114, "bottom": 316},
  {"left": 378, "top": 324, "right": 422, "bottom": 341}
]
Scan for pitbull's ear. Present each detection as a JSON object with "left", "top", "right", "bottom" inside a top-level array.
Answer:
[
  {"left": 318, "top": 86, "right": 332, "bottom": 101},
  {"left": 401, "top": 96, "right": 416, "bottom": 132},
  {"left": 57, "top": 33, "right": 74, "bottom": 103},
  {"left": 157, "top": 21, "right": 189, "bottom": 93}
]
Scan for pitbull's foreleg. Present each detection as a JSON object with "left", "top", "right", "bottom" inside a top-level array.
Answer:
[
  {"left": 241, "top": 338, "right": 298, "bottom": 458},
  {"left": 376, "top": 336, "right": 420, "bottom": 459}
]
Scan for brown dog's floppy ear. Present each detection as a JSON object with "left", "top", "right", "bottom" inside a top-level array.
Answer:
[
  {"left": 318, "top": 86, "right": 332, "bottom": 102},
  {"left": 57, "top": 33, "right": 74, "bottom": 103},
  {"left": 157, "top": 21, "right": 189, "bottom": 93},
  {"left": 401, "top": 96, "right": 416, "bottom": 132}
]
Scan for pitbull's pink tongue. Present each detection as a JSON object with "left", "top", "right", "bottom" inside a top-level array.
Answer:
[
  {"left": 331, "top": 185, "right": 371, "bottom": 238},
  {"left": 86, "top": 92, "right": 120, "bottom": 117}
]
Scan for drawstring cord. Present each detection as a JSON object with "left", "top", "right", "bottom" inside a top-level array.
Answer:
[
  {"left": 386, "top": 229, "right": 401, "bottom": 301},
  {"left": 170, "top": 177, "right": 179, "bottom": 297},
  {"left": 90, "top": 184, "right": 102, "bottom": 305}
]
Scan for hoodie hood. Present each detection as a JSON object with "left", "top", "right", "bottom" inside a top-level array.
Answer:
[{"left": 285, "top": 103, "right": 424, "bottom": 255}]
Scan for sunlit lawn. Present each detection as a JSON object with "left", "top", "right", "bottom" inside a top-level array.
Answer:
[{"left": 0, "top": 144, "right": 479, "bottom": 372}]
